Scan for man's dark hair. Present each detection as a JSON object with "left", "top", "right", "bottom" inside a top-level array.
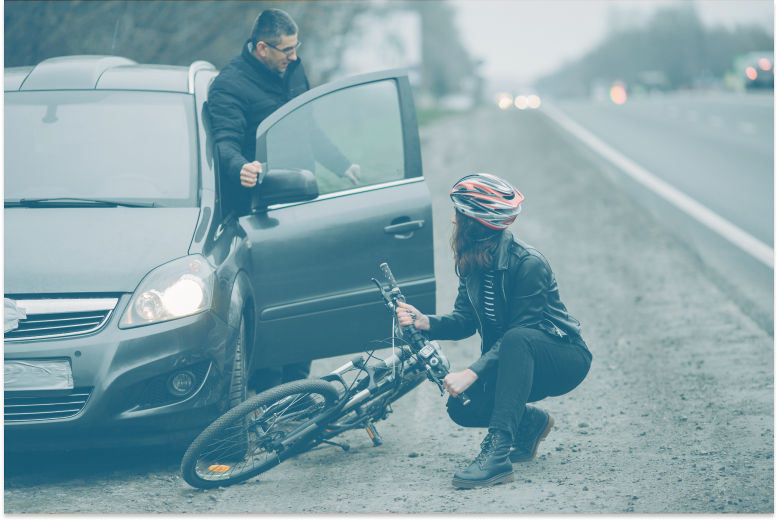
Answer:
[{"left": 250, "top": 8, "right": 298, "bottom": 46}]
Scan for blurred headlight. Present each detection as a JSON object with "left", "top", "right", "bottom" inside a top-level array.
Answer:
[{"left": 119, "top": 255, "right": 215, "bottom": 329}]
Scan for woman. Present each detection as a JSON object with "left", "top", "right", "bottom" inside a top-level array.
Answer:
[{"left": 395, "top": 173, "right": 592, "bottom": 489}]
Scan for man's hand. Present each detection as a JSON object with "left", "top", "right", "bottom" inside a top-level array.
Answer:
[
  {"left": 394, "top": 301, "right": 430, "bottom": 331},
  {"left": 240, "top": 161, "right": 263, "bottom": 188},
  {"left": 442, "top": 369, "right": 478, "bottom": 398},
  {"left": 344, "top": 164, "right": 361, "bottom": 186}
]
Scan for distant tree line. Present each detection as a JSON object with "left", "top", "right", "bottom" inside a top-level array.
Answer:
[
  {"left": 5, "top": 0, "right": 479, "bottom": 96},
  {"left": 536, "top": 5, "right": 774, "bottom": 97},
  {"left": 4, "top": 1, "right": 370, "bottom": 87}
]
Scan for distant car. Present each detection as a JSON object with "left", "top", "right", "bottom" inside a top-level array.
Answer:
[
  {"left": 4, "top": 56, "right": 435, "bottom": 450},
  {"left": 734, "top": 51, "right": 774, "bottom": 90}
]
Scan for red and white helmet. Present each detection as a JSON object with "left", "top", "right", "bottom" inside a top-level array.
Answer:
[{"left": 450, "top": 173, "right": 524, "bottom": 230}]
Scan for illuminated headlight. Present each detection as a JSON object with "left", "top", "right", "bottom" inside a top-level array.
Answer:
[{"left": 119, "top": 255, "right": 215, "bottom": 329}]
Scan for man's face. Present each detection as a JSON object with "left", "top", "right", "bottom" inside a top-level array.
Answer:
[{"left": 255, "top": 33, "right": 298, "bottom": 73}]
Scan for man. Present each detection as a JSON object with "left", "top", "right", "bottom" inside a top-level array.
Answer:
[{"left": 209, "top": 8, "right": 360, "bottom": 395}]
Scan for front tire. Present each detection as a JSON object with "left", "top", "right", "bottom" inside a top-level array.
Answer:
[
  {"left": 228, "top": 316, "right": 248, "bottom": 409},
  {"left": 181, "top": 379, "right": 339, "bottom": 489}
]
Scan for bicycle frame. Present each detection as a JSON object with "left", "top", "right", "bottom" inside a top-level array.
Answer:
[{"left": 259, "top": 262, "right": 467, "bottom": 456}]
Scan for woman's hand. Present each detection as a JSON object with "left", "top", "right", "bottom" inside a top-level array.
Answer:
[
  {"left": 394, "top": 301, "right": 430, "bottom": 331},
  {"left": 442, "top": 369, "right": 478, "bottom": 398}
]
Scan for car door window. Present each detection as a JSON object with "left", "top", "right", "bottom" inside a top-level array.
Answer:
[{"left": 265, "top": 80, "right": 405, "bottom": 196}]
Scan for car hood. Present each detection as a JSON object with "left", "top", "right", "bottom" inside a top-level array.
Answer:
[{"left": 5, "top": 207, "right": 201, "bottom": 294}]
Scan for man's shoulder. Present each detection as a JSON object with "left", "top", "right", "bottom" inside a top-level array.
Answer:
[{"left": 212, "top": 54, "right": 248, "bottom": 84}]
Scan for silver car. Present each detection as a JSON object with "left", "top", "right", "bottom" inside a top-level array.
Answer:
[{"left": 4, "top": 56, "right": 435, "bottom": 449}]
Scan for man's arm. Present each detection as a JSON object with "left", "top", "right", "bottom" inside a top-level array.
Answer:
[
  {"left": 306, "top": 111, "right": 360, "bottom": 185},
  {"left": 208, "top": 82, "right": 258, "bottom": 187}
]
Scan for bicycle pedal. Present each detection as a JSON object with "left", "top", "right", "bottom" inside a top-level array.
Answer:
[{"left": 365, "top": 420, "right": 383, "bottom": 447}]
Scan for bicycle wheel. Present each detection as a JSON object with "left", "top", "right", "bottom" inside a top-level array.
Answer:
[{"left": 181, "top": 379, "right": 339, "bottom": 489}]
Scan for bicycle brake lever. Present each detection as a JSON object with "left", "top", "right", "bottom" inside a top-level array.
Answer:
[{"left": 426, "top": 365, "right": 446, "bottom": 396}]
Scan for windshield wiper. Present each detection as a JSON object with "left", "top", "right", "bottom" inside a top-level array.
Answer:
[{"left": 7, "top": 198, "right": 160, "bottom": 208}]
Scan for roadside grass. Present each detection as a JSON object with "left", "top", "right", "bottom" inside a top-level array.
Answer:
[{"left": 416, "top": 108, "right": 467, "bottom": 127}]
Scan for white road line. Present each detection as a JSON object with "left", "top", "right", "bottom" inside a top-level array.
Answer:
[{"left": 542, "top": 103, "right": 774, "bottom": 269}]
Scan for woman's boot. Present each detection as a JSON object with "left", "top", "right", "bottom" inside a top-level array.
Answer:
[
  {"left": 509, "top": 405, "right": 554, "bottom": 463},
  {"left": 451, "top": 429, "right": 514, "bottom": 488}
]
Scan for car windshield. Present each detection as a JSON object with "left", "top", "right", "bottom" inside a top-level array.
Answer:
[{"left": 5, "top": 90, "right": 198, "bottom": 207}]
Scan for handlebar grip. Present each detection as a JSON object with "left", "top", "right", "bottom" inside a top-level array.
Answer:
[
  {"left": 458, "top": 392, "right": 471, "bottom": 406},
  {"left": 380, "top": 263, "right": 399, "bottom": 290}
]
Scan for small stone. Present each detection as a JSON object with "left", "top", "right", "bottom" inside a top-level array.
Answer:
[
  {"left": 696, "top": 426, "right": 703, "bottom": 430},
  {"left": 583, "top": 486, "right": 589, "bottom": 491},
  {"left": 632, "top": 496, "right": 638, "bottom": 500},
  {"left": 525, "top": 479, "right": 532, "bottom": 483},
  {"left": 578, "top": 422, "right": 589, "bottom": 428},
  {"left": 209, "top": 495, "right": 218, "bottom": 502},
  {"left": 639, "top": 432, "right": 646, "bottom": 436},
  {"left": 680, "top": 417, "right": 688, "bottom": 421},
  {"left": 188, "top": 494, "right": 194, "bottom": 498},
  {"left": 408, "top": 452, "right": 419, "bottom": 458},
  {"left": 556, "top": 447, "right": 563, "bottom": 451},
  {"left": 548, "top": 492, "right": 556, "bottom": 497}
]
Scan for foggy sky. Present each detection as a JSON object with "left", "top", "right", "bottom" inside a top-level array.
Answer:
[{"left": 453, "top": 0, "right": 775, "bottom": 87}]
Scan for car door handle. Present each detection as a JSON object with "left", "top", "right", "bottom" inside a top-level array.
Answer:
[{"left": 384, "top": 220, "right": 425, "bottom": 235}]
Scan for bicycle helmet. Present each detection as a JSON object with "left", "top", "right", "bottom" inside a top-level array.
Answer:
[{"left": 450, "top": 173, "right": 524, "bottom": 229}]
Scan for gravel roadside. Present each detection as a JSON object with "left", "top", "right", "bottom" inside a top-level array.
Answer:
[{"left": 4, "top": 106, "right": 773, "bottom": 514}]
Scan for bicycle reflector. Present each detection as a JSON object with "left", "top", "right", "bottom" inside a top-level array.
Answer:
[{"left": 208, "top": 465, "right": 230, "bottom": 472}]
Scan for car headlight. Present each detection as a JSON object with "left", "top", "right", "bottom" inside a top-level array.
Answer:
[{"left": 119, "top": 255, "right": 215, "bottom": 329}]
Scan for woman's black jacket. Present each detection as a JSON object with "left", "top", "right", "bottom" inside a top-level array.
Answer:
[{"left": 426, "top": 230, "right": 583, "bottom": 381}]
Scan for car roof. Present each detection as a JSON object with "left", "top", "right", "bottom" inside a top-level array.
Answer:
[{"left": 5, "top": 55, "right": 214, "bottom": 93}]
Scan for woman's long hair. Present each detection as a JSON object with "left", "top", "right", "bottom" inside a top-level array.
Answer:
[{"left": 451, "top": 210, "right": 503, "bottom": 278}]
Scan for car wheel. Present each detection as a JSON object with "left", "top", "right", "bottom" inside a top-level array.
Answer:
[{"left": 228, "top": 315, "right": 247, "bottom": 409}]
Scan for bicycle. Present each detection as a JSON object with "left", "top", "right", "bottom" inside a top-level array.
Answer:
[{"left": 180, "top": 263, "right": 470, "bottom": 489}]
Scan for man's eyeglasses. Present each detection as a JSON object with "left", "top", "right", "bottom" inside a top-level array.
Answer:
[{"left": 263, "top": 40, "right": 301, "bottom": 57}]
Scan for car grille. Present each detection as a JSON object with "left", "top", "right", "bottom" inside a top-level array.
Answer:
[
  {"left": 138, "top": 360, "right": 211, "bottom": 407},
  {"left": 4, "top": 387, "right": 92, "bottom": 422},
  {"left": 5, "top": 298, "right": 118, "bottom": 341}
]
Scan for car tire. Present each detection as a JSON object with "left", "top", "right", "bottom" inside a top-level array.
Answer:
[{"left": 228, "top": 315, "right": 247, "bottom": 409}]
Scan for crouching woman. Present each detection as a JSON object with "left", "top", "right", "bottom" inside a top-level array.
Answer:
[{"left": 396, "top": 173, "right": 593, "bottom": 489}]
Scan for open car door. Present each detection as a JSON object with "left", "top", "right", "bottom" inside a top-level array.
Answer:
[{"left": 241, "top": 69, "right": 436, "bottom": 369}]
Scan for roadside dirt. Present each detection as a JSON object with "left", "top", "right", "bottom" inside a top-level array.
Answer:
[{"left": 4, "top": 107, "right": 773, "bottom": 514}]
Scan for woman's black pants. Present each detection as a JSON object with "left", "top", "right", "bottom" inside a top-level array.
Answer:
[{"left": 446, "top": 327, "right": 592, "bottom": 441}]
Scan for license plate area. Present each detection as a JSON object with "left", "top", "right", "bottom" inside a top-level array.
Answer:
[{"left": 4, "top": 359, "right": 74, "bottom": 393}]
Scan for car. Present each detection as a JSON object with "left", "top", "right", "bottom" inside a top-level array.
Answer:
[{"left": 4, "top": 55, "right": 436, "bottom": 450}]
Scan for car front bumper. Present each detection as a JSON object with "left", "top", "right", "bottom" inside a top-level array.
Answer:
[{"left": 4, "top": 295, "right": 239, "bottom": 450}]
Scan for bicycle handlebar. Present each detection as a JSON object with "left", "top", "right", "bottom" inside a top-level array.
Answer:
[{"left": 379, "top": 263, "right": 470, "bottom": 407}]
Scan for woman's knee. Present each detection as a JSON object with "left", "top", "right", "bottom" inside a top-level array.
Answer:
[
  {"left": 446, "top": 398, "right": 490, "bottom": 429},
  {"left": 500, "top": 327, "right": 536, "bottom": 356}
]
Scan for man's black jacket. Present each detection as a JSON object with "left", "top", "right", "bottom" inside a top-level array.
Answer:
[
  {"left": 426, "top": 230, "right": 586, "bottom": 381},
  {"left": 208, "top": 39, "right": 350, "bottom": 211}
]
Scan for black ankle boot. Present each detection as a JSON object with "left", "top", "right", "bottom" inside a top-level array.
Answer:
[
  {"left": 451, "top": 429, "right": 514, "bottom": 489},
  {"left": 509, "top": 405, "right": 554, "bottom": 463}
]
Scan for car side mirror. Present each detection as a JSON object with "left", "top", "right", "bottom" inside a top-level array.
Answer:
[{"left": 251, "top": 168, "right": 319, "bottom": 212}]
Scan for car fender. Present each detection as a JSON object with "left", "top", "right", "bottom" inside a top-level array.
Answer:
[{"left": 227, "top": 270, "right": 256, "bottom": 371}]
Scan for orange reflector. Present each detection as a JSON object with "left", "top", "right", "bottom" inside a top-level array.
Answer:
[{"left": 209, "top": 465, "right": 230, "bottom": 472}]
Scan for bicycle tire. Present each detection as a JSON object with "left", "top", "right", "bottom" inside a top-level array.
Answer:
[{"left": 181, "top": 379, "right": 339, "bottom": 489}]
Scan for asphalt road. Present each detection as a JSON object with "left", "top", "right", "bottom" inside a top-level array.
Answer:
[
  {"left": 4, "top": 106, "right": 773, "bottom": 514},
  {"left": 549, "top": 92, "right": 774, "bottom": 334},
  {"left": 552, "top": 92, "right": 773, "bottom": 246}
]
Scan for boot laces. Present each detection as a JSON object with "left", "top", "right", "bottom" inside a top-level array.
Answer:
[{"left": 473, "top": 431, "right": 498, "bottom": 466}]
